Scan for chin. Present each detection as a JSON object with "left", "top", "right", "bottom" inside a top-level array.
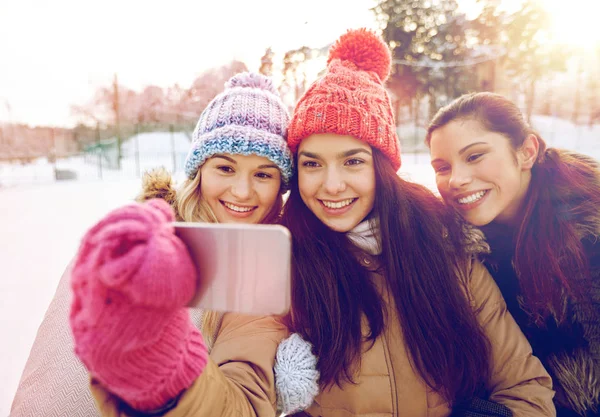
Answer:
[
  {"left": 465, "top": 215, "right": 493, "bottom": 227},
  {"left": 328, "top": 225, "right": 351, "bottom": 233},
  {"left": 325, "top": 219, "right": 357, "bottom": 233}
]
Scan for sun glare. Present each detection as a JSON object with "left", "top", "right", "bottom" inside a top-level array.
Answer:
[{"left": 545, "top": 0, "right": 600, "bottom": 49}]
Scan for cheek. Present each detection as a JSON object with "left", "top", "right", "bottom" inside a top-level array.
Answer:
[
  {"left": 481, "top": 159, "right": 502, "bottom": 176},
  {"left": 257, "top": 182, "right": 281, "bottom": 207},
  {"left": 199, "top": 178, "right": 210, "bottom": 198},
  {"left": 484, "top": 151, "right": 519, "bottom": 179},
  {"left": 482, "top": 163, "right": 518, "bottom": 191},
  {"left": 363, "top": 180, "right": 376, "bottom": 207},
  {"left": 199, "top": 176, "right": 222, "bottom": 200},
  {"left": 358, "top": 171, "right": 376, "bottom": 200},
  {"left": 298, "top": 172, "right": 317, "bottom": 198},
  {"left": 435, "top": 176, "right": 450, "bottom": 195},
  {"left": 297, "top": 175, "right": 316, "bottom": 210}
]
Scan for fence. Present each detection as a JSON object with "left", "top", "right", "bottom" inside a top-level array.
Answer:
[
  {"left": 1, "top": 115, "right": 598, "bottom": 188},
  {"left": 0, "top": 127, "right": 192, "bottom": 187}
]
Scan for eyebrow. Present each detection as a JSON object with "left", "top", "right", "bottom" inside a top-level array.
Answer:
[
  {"left": 213, "top": 154, "right": 236, "bottom": 163},
  {"left": 258, "top": 164, "right": 279, "bottom": 169},
  {"left": 430, "top": 142, "right": 488, "bottom": 165},
  {"left": 298, "top": 148, "right": 372, "bottom": 160},
  {"left": 459, "top": 142, "right": 488, "bottom": 155}
]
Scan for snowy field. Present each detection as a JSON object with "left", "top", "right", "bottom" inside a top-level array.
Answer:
[{"left": 0, "top": 119, "right": 598, "bottom": 416}]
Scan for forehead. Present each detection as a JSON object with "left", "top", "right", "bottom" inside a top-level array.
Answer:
[
  {"left": 298, "top": 133, "right": 371, "bottom": 154},
  {"left": 429, "top": 119, "right": 509, "bottom": 155}
]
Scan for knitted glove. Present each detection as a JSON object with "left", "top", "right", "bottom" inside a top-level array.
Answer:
[
  {"left": 70, "top": 199, "right": 208, "bottom": 412},
  {"left": 451, "top": 397, "right": 513, "bottom": 417},
  {"left": 275, "top": 333, "right": 320, "bottom": 414}
]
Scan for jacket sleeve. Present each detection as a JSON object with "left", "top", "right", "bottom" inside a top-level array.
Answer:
[
  {"left": 467, "top": 259, "right": 556, "bottom": 417},
  {"left": 89, "top": 313, "right": 288, "bottom": 417}
]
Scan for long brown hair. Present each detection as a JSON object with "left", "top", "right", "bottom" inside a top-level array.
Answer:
[
  {"left": 426, "top": 92, "right": 600, "bottom": 324},
  {"left": 281, "top": 149, "right": 490, "bottom": 403}
]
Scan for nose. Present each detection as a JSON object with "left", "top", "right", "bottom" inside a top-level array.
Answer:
[
  {"left": 231, "top": 175, "right": 252, "bottom": 200},
  {"left": 448, "top": 166, "right": 472, "bottom": 190},
  {"left": 323, "top": 167, "right": 347, "bottom": 195}
]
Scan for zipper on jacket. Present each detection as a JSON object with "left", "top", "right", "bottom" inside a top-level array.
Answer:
[{"left": 381, "top": 320, "right": 399, "bottom": 416}]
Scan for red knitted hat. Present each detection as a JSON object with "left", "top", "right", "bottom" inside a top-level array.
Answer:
[{"left": 288, "top": 28, "right": 401, "bottom": 170}]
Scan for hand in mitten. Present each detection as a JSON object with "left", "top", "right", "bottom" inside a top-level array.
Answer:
[
  {"left": 70, "top": 198, "right": 208, "bottom": 411},
  {"left": 275, "top": 333, "right": 320, "bottom": 414}
]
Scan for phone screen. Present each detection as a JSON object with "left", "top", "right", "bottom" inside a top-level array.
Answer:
[{"left": 174, "top": 222, "right": 291, "bottom": 316}]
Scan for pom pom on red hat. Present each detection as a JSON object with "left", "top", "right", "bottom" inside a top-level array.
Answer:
[{"left": 327, "top": 28, "right": 392, "bottom": 82}]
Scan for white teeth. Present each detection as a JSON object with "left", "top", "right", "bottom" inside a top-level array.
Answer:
[
  {"left": 322, "top": 198, "right": 355, "bottom": 209},
  {"left": 457, "top": 191, "right": 487, "bottom": 205},
  {"left": 223, "top": 202, "right": 254, "bottom": 212}
]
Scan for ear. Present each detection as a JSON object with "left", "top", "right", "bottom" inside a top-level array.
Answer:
[{"left": 518, "top": 134, "right": 539, "bottom": 170}]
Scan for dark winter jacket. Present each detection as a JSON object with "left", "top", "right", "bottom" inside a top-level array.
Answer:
[{"left": 481, "top": 151, "right": 600, "bottom": 417}]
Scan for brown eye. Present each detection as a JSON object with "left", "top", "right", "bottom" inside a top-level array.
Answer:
[
  {"left": 467, "top": 153, "right": 483, "bottom": 163},
  {"left": 345, "top": 158, "right": 364, "bottom": 166},
  {"left": 255, "top": 172, "right": 273, "bottom": 179},
  {"left": 301, "top": 161, "right": 319, "bottom": 168},
  {"left": 217, "top": 166, "right": 234, "bottom": 173}
]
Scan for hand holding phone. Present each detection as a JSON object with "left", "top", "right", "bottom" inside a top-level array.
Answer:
[{"left": 174, "top": 222, "right": 292, "bottom": 316}]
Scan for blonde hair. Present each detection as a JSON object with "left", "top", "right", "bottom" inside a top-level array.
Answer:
[
  {"left": 176, "top": 173, "right": 218, "bottom": 223},
  {"left": 176, "top": 169, "right": 285, "bottom": 349}
]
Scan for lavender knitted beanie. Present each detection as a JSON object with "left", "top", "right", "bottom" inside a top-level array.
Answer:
[{"left": 184, "top": 72, "right": 293, "bottom": 183}]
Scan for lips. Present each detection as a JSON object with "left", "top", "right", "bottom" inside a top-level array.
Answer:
[
  {"left": 317, "top": 198, "right": 358, "bottom": 216},
  {"left": 455, "top": 190, "right": 488, "bottom": 205},
  {"left": 220, "top": 200, "right": 257, "bottom": 214},
  {"left": 320, "top": 198, "right": 356, "bottom": 209},
  {"left": 221, "top": 201, "right": 256, "bottom": 213}
]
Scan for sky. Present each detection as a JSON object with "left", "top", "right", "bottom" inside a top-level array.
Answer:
[
  {"left": 1, "top": 0, "right": 598, "bottom": 128},
  {"left": 0, "top": 0, "right": 379, "bottom": 127}
]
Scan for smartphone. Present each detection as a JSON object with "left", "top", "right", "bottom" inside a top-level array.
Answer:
[{"left": 173, "top": 222, "right": 292, "bottom": 316}]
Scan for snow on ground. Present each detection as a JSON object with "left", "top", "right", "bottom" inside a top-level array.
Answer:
[
  {"left": 396, "top": 115, "right": 600, "bottom": 160},
  {"left": 0, "top": 118, "right": 597, "bottom": 415}
]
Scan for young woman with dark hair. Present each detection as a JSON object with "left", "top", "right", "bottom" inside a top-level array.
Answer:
[
  {"left": 278, "top": 29, "right": 555, "bottom": 417},
  {"left": 427, "top": 92, "right": 600, "bottom": 416}
]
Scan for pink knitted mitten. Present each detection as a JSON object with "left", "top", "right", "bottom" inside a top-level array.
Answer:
[{"left": 70, "top": 199, "right": 208, "bottom": 411}]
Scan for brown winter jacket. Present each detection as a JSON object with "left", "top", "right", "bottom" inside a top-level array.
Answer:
[{"left": 293, "top": 250, "right": 556, "bottom": 417}]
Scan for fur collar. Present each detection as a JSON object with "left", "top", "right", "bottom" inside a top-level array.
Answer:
[
  {"left": 135, "top": 167, "right": 181, "bottom": 220},
  {"left": 572, "top": 200, "right": 600, "bottom": 242},
  {"left": 459, "top": 222, "right": 491, "bottom": 256}
]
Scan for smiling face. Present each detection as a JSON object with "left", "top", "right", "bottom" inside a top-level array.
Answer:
[
  {"left": 297, "top": 134, "right": 376, "bottom": 232},
  {"left": 199, "top": 153, "right": 282, "bottom": 224},
  {"left": 429, "top": 119, "right": 536, "bottom": 227}
]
